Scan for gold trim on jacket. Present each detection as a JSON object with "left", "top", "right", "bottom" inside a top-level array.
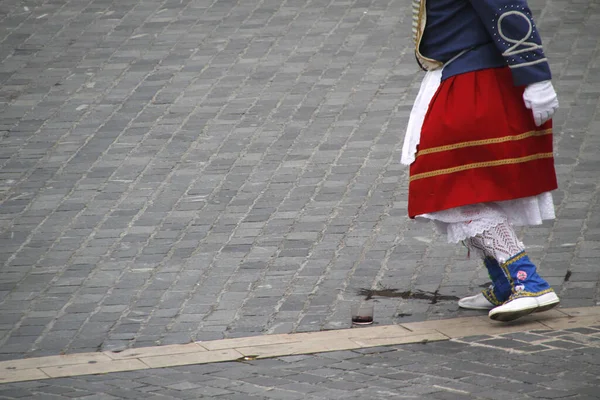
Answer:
[{"left": 412, "top": 0, "right": 443, "bottom": 70}]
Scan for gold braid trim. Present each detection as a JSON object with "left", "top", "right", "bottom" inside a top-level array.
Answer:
[
  {"left": 508, "top": 288, "right": 555, "bottom": 300},
  {"left": 416, "top": 129, "right": 552, "bottom": 158},
  {"left": 482, "top": 287, "right": 502, "bottom": 306},
  {"left": 500, "top": 252, "right": 527, "bottom": 289},
  {"left": 413, "top": 0, "right": 443, "bottom": 70},
  {"left": 409, "top": 152, "right": 554, "bottom": 182}
]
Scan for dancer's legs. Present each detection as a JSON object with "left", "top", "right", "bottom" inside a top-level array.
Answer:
[{"left": 458, "top": 220, "right": 559, "bottom": 321}]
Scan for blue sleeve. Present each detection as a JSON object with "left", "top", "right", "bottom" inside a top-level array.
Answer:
[{"left": 468, "top": 0, "right": 552, "bottom": 86}]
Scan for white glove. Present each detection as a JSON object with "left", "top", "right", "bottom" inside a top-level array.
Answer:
[{"left": 523, "top": 80, "right": 559, "bottom": 127}]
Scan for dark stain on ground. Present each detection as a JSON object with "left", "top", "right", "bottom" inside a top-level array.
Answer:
[
  {"left": 358, "top": 288, "right": 459, "bottom": 304},
  {"left": 564, "top": 270, "right": 572, "bottom": 282},
  {"left": 397, "top": 313, "right": 413, "bottom": 318}
]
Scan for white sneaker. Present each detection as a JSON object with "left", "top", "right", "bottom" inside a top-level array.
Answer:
[
  {"left": 534, "top": 292, "right": 561, "bottom": 313},
  {"left": 489, "top": 292, "right": 559, "bottom": 322},
  {"left": 458, "top": 292, "right": 496, "bottom": 310}
]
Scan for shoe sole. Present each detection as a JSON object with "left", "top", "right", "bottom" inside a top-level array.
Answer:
[
  {"left": 489, "top": 306, "right": 537, "bottom": 322},
  {"left": 535, "top": 298, "right": 560, "bottom": 313},
  {"left": 490, "top": 294, "right": 560, "bottom": 322},
  {"left": 458, "top": 302, "right": 494, "bottom": 311},
  {"left": 459, "top": 306, "right": 495, "bottom": 310},
  {"left": 464, "top": 301, "right": 557, "bottom": 313}
]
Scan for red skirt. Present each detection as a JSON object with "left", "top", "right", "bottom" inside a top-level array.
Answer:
[{"left": 408, "top": 67, "right": 558, "bottom": 218}]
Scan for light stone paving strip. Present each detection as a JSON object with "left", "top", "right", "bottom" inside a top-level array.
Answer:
[{"left": 1, "top": 306, "right": 599, "bottom": 385}]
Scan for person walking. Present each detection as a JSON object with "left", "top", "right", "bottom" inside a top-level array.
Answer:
[{"left": 403, "top": 0, "right": 561, "bottom": 321}]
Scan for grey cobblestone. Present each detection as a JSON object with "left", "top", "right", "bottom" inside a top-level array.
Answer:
[
  {"left": 0, "top": 0, "right": 598, "bottom": 362},
  {"left": 0, "top": 327, "right": 599, "bottom": 399}
]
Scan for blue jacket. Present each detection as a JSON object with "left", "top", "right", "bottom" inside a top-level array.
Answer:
[{"left": 413, "top": 0, "right": 551, "bottom": 86}]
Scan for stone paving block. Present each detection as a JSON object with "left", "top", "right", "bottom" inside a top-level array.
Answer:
[{"left": 0, "top": 0, "right": 598, "bottom": 363}]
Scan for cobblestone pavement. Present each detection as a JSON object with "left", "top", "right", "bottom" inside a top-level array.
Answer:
[
  {"left": 1, "top": 326, "right": 600, "bottom": 399},
  {"left": 0, "top": 0, "right": 599, "bottom": 360}
]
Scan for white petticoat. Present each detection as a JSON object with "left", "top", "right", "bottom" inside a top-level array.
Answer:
[{"left": 404, "top": 70, "right": 556, "bottom": 243}]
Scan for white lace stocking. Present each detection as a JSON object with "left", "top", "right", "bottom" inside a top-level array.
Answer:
[{"left": 465, "top": 220, "right": 525, "bottom": 263}]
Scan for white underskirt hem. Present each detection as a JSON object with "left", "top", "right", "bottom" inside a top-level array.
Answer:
[{"left": 416, "top": 192, "right": 556, "bottom": 243}]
